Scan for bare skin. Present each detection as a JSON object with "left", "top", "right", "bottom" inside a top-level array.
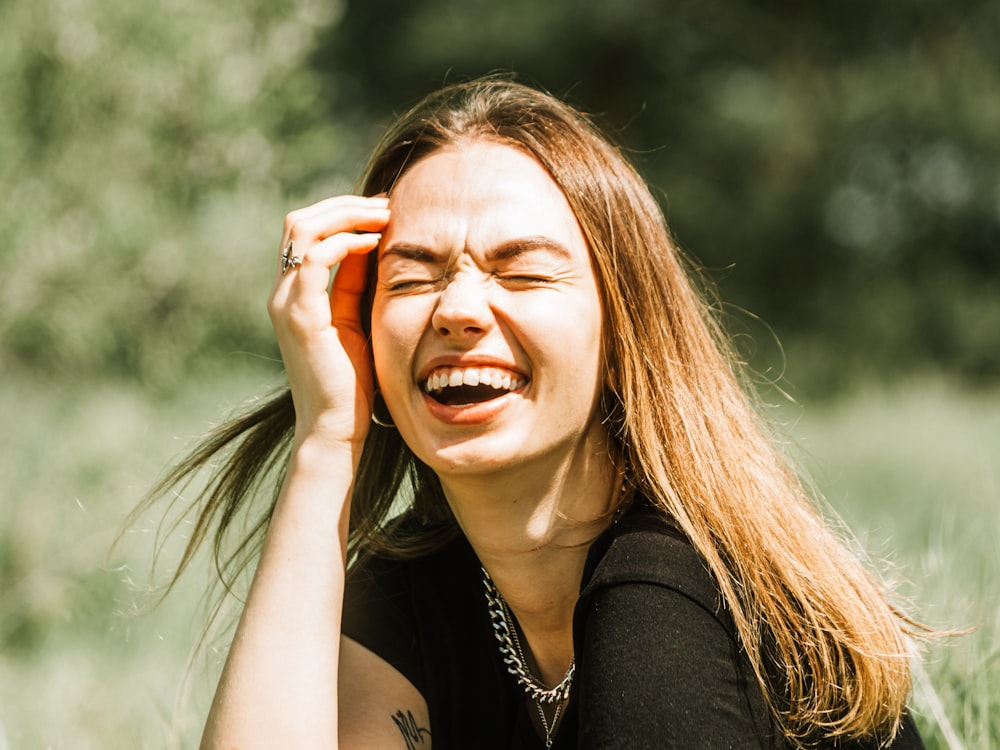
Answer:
[
  {"left": 200, "top": 195, "right": 409, "bottom": 749},
  {"left": 200, "top": 142, "right": 617, "bottom": 749}
]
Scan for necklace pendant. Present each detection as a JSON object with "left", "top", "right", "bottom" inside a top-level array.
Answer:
[
  {"left": 537, "top": 697, "right": 562, "bottom": 748},
  {"left": 482, "top": 566, "right": 572, "bottom": 748}
]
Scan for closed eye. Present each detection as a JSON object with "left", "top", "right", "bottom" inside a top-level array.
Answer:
[
  {"left": 496, "top": 274, "right": 554, "bottom": 287},
  {"left": 387, "top": 278, "right": 440, "bottom": 292}
]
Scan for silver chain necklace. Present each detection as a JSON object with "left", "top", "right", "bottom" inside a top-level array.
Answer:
[{"left": 482, "top": 567, "right": 574, "bottom": 748}]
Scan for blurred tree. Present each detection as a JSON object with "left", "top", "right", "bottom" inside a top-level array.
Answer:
[
  {"left": 1, "top": 0, "right": 997, "bottom": 394},
  {"left": 0, "top": 0, "right": 350, "bottom": 391},
  {"left": 315, "top": 0, "right": 1000, "bottom": 391}
]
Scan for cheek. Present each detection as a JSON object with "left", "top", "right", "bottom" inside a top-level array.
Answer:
[
  {"left": 560, "top": 297, "right": 605, "bottom": 389},
  {"left": 369, "top": 299, "right": 394, "bottom": 383},
  {"left": 370, "top": 297, "right": 427, "bottom": 386},
  {"left": 523, "top": 295, "right": 604, "bottom": 381}
]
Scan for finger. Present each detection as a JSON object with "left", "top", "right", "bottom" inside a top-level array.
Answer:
[
  {"left": 275, "top": 208, "right": 388, "bottom": 281},
  {"left": 291, "top": 194, "right": 389, "bottom": 221},
  {"left": 269, "top": 196, "right": 388, "bottom": 319},
  {"left": 271, "top": 231, "right": 379, "bottom": 312},
  {"left": 332, "top": 249, "right": 372, "bottom": 297},
  {"left": 330, "top": 252, "right": 373, "bottom": 330},
  {"left": 301, "top": 231, "right": 381, "bottom": 279},
  {"left": 283, "top": 197, "right": 390, "bottom": 244}
]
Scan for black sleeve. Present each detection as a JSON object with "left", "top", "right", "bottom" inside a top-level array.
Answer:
[
  {"left": 571, "top": 511, "right": 927, "bottom": 750},
  {"left": 575, "top": 578, "right": 928, "bottom": 750},
  {"left": 574, "top": 579, "right": 780, "bottom": 750},
  {"left": 341, "top": 553, "right": 426, "bottom": 697}
]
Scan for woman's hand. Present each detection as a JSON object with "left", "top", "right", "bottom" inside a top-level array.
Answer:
[{"left": 267, "top": 195, "right": 390, "bottom": 449}]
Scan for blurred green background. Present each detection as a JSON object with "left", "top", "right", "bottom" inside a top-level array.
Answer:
[{"left": 1, "top": 0, "right": 997, "bottom": 747}]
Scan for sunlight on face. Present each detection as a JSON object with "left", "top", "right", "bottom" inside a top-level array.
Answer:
[{"left": 371, "top": 141, "right": 607, "bottom": 481}]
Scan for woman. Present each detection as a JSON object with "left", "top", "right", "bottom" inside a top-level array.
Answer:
[{"left": 149, "top": 77, "right": 926, "bottom": 748}]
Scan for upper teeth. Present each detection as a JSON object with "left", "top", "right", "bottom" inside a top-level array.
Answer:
[{"left": 424, "top": 367, "right": 525, "bottom": 393}]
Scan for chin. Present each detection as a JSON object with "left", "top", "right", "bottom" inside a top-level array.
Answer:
[{"left": 408, "top": 432, "right": 535, "bottom": 479}]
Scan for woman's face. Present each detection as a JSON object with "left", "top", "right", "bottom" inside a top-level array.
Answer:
[{"left": 371, "top": 140, "right": 607, "bottom": 480}]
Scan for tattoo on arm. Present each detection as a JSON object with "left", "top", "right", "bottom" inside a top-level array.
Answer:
[{"left": 392, "top": 709, "right": 431, "bottom": 749}]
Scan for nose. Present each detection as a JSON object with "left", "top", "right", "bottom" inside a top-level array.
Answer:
[{"left": 431, "top": 274, "right": 494, "bottom": 340}]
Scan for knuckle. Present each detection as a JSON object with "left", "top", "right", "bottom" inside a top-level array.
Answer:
[{"left": 283, "top": 209, "right": 306, "bottom": 238}]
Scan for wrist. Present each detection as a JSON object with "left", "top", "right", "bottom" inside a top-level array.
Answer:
[
  {"left": 279, "top": 432, "right": 361, "bottom": 539},
  {"left": 291, "top": 428, "right": 365, "bottom": 466}
]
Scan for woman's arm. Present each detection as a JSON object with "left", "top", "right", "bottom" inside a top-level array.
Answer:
[
  {"left": 340, "top": 637, "right": 432, "bottom": 748},
  {"left": 200, "top": 437, "right": 357, "bottom": 747},
  {"left": 201, "top": 437, "right": 431, "bottom": 748},
  {"left": 200, "top": 196, "right": 430, "bottom": 749}
]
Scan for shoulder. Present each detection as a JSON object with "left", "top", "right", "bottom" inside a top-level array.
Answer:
[
  {"left": 345, "top": 518, "right": 474, "bottom": 623},
  {"left": 343, "top": 516, "right": 474, "bottom": 697},
  {"left": 572, "top": 502, "right": 783, "bottom": 747},
  {"left": 579, "top": 500, "right": 723, "bottom": 620}
]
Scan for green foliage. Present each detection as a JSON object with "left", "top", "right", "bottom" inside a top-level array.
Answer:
[
  {"left": 2, "top": 0, "right": 997, "bottom": 392},
  {"left": 0, "top": 0, "right": 351, "bottom": 390}
]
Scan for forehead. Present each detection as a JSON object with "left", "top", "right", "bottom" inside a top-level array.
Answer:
[
  {"left": 392, "top": 140, "right": 560, "bottom": 198},
  {"left": 381, "top": 141, "right": 587, "bottom": 256}
]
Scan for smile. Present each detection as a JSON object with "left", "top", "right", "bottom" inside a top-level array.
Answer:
[{"left": 422, "top": 366, "right": 527, "bottom": 406}]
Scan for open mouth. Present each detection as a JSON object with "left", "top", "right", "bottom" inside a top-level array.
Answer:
[{"left": 423, "top": 366, "right": 526, "bottom": 407}]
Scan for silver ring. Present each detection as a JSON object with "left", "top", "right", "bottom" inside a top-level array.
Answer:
[{"left": 281, "top": 241, "right": 302, "bottom": 274}]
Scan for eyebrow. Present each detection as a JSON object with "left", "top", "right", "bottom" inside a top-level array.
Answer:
[
  {"left": 380, "top": 236, "right": 574, "bottom": 263},
  {"left": 380, "top": 243, "right": 442, "bottom": 263}
]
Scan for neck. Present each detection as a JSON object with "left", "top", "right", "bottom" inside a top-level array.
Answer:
[{"left": 439, "top": 425, "right": 621, "bottom": 685}]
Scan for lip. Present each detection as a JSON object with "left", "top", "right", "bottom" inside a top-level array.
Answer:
[{"left": 421, "top": 388, "right": 523, "bottom": 425}]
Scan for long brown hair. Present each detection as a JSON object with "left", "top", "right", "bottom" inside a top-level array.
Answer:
[{"left": 138, "top": 75, "right": 921, "bottom": 744}]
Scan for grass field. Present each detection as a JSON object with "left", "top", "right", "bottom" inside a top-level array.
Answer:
[{"left": 1, "top": 370, "right": 996, "bottom": 748}]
